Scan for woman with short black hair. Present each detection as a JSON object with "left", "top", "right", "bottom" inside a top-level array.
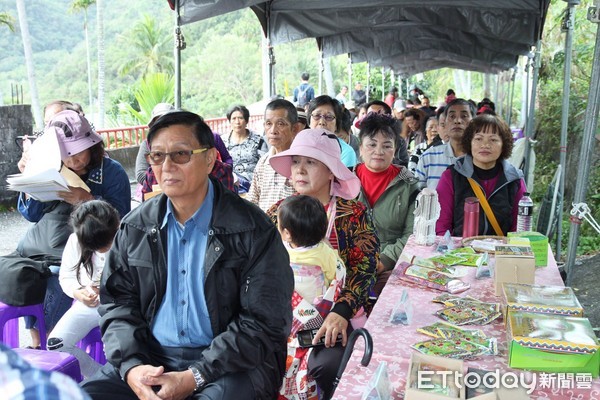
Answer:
[
  {"left": 436, "top": 114, "right": 527, "bottom": 236},
  {"left": 222, "top": 104, "right": 268, "bottom": 193}
]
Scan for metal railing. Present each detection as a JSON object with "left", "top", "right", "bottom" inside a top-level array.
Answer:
[{"left": 97, "top": 115, "right": 265, "bottom": 149}]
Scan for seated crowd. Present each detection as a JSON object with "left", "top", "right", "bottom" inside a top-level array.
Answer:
[{"left": 3, "top": 90, "right": 526, "bottom": 400}]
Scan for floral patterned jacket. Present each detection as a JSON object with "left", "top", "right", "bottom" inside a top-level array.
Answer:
[{"left": 268, "top": 196, "right": 379, "bottom": 320}]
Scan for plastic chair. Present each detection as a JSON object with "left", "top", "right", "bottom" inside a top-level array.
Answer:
[
  {"left": 14, "top": 347, "right": 82, "bottom": 382},
  {"left": 0, "top": 301, "right": 47, "bottom": 349},
  {"left": 77, "top": 326, "right": 106, "bottom": 365}
]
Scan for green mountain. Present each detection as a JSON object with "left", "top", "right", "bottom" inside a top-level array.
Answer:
[{"left": 0, "top": 0, "right": 328, "bottom": 121}]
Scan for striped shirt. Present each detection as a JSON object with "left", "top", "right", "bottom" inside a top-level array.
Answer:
[
  {"left": 246, "top": 148, "right": 295, "bottom": 212},
  {"left": 415, "top": 142, "right": 459, "bottom": 190}
]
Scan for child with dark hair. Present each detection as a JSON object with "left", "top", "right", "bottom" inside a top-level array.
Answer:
[
  {"left": 47, "top": 200, "right": 120, "bottom": 378},
  {"left": 278, "top": 195, "right": 341, "bottom": 303},
  {"left": 277, "top": 195, "right": 346, "bottom": 400}
]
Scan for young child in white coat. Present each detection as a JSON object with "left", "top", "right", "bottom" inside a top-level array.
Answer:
[{"left": 47, "top": 200, "right": 120, "bottom": 378}]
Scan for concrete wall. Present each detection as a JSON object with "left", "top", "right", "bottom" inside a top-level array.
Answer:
[
  {"left": 106, "top": 146, "right": 139, "bottom": 183},
  {"left": 0, "top": 105, "right": 32, "bottom": 207}
]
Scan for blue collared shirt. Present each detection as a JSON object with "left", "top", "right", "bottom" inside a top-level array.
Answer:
[{"left": 152, "top": 181, "right": 215, "bottom": 347}]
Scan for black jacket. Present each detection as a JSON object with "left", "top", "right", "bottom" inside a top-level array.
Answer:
[{"left": 99, "top": 177, "right": 293, "bottom": 399}]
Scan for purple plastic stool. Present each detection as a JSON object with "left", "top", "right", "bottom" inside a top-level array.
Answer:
[
  {"left": 14, "top": 347, "right": 82, "bottom": 382},
  {"left": 0, "top": 301, "right": 47, "bottom": 349},
  {"left": 77, "top": 326, "right": 106, "bottom": 365}
]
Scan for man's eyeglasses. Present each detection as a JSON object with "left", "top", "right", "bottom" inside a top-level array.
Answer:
[
  {"left": 146, "top": 148, "right": 208, "bottom": 165},
  {"left": 311, "top": 113, "right": 336, "bottom": 122}
]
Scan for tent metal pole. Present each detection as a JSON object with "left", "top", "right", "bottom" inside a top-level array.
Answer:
[
  {"left": 565, "top": 1, "right": 600, "bottom": 285},
  {"left": 521, "top": 62, "right": 530, "bottom": 130},
  {"left": 347, "top": 54, "right": 352, "bottom": 93},
  {"left": 381, "top": 67, "right": 385, "bottom": 101},
  {"left": 495, "top": 73, "right": 503, "bottom": 117},
  {"left": 366, "top": 63, "right": 371, "bottom": 103},
  {"left": 318, "top": 51, "right": 323, "bottom": 96},
  {"left": 493, "top": 74, "right": 499, "bottom": 107},
  {"left": 174, "top": 0, "right": 182, "bottom": 108},
  {"left": 504, "top": 68, "right": 513, "bottom": 122},
  {"left": 267, "top": 43, "right": 275, "bottom": 98},
  {"left": 523, "top": 41, "right": 542, "bottom": 188},
  {"left": 266, "top": 3, "right": 275, "bottom": 99},
  {"left": 506, "top": 67, "right": 516, "bottom": 127},
  {"left": 557, "top": 0, "right": 580, "bottom": 260}
]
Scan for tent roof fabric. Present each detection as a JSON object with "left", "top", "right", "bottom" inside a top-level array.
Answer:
[{"left": 177, "top": 0, "right": 550, "bottom": 74}]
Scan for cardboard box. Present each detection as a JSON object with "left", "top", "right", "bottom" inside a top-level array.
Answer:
[
  {"left": 507, "top": 232, "right": 549, "bottom": 267},
  {"left": 405, "top": 353, "right": 465, "bottom": 399},
  {"left": 493, "top": 246, "right": 535, "bottom": 296},
  {"left": 502, "top": 283, "right": 584, "bottom": 319},
  {"left": 506, "top": 311, "right": 599, "bottom": 377}
]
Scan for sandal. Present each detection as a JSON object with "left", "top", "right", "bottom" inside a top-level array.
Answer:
[{"left": 24, "top": 345, "right": 41, "bottom": 350}]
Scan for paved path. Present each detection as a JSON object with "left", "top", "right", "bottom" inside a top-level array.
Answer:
[{"left": 0, "top": 209, "right": 33, "bottom": 347}]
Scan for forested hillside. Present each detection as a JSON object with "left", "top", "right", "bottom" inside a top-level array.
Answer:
[{"left": 0, "top": 0, "right": 333, "bottom": 120}]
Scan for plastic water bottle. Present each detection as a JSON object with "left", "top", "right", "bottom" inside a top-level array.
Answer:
[
  {"left": 517, "top": 192, "right": 534, "bottom": 232},
  {"left": 462, "top": 197, "right": 480, "bottom": 238}
]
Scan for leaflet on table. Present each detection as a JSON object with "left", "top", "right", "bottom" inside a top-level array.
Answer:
[
  {"left": 412, "top": 252, "right": 487, "bottom": 271},
  {"left": 395, "top": 262, "right": 470, "bottom": 293},
  {"left": 431, "top": 294, "right": 502, "bottom": 326}
]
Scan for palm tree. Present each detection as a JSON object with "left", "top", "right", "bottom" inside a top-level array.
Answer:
[
  {"left": 0, "top": 12, "right": 15, "bottom": 31},
  {"left": 96, "top": 0, "right": 105, "bottom": 128},
  {"left": 117, "top": 14, "right": 173, "bottom": 79},
  {"left": 70, "top": 0, "right": 96, "bottom": 114},
  {"left": 120, "top": 72, "right": 175, "bottom": 126},
  {"left": 15, "top": 0, "right": 43, "bottom": 129}
]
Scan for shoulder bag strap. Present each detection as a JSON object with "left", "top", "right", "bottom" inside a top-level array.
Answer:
[{"left": 467, "top": 177, "right": 504, "bottom": 236}]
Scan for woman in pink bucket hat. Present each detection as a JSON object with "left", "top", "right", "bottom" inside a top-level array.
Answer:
[
  {"left": 268, "top": 128, "right": 379, "bottom": 399},
  {"left": 15, "top": 109, "right": 131, "bottom": 349}
]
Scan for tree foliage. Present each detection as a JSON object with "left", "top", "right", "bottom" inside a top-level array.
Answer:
[
  {"left": 117, "top": 72, "right": 174, "bottom": 126},
  {"left": 117, "top": 14, "right": 173, "bottom": 79},
  {"left": 70, "top": 0, "right": 96, "bottom": 15},
  {"left": 0, "top": 11, "right": 14, "bottom": 31},
  {"left": 534, "top": 0, "right": 599, "bottom": 255}
]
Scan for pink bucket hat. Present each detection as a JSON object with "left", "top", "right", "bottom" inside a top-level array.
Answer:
[
  {"left": 269, "top": 128, "right": 361, "bottom": 200},
  {"left": 47, "top": 110, "right": 104, "bottom": 159}
]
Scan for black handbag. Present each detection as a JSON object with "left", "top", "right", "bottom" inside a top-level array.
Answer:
[
  {"left": 17, "top": 201, "right": 73, "bottom": 259},
  {"left": 0, "top": 252, "right": 57, "bottom": 306}
]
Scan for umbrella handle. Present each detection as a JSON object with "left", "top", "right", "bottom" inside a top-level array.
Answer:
[{"left": 329, "top": 328, "right": 373, "bottom": 399}]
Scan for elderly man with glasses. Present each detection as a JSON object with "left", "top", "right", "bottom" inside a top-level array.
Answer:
[
  {"left": 81, "top": 111, "right": 294, "bottom": 400},
  {"left": 246, "top": 99, "right": 305, "bottom": 211}
]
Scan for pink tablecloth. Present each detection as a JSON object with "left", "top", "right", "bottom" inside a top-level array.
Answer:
[{"left": 333, "top": 236, "right": 600, "bottom": 399}]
